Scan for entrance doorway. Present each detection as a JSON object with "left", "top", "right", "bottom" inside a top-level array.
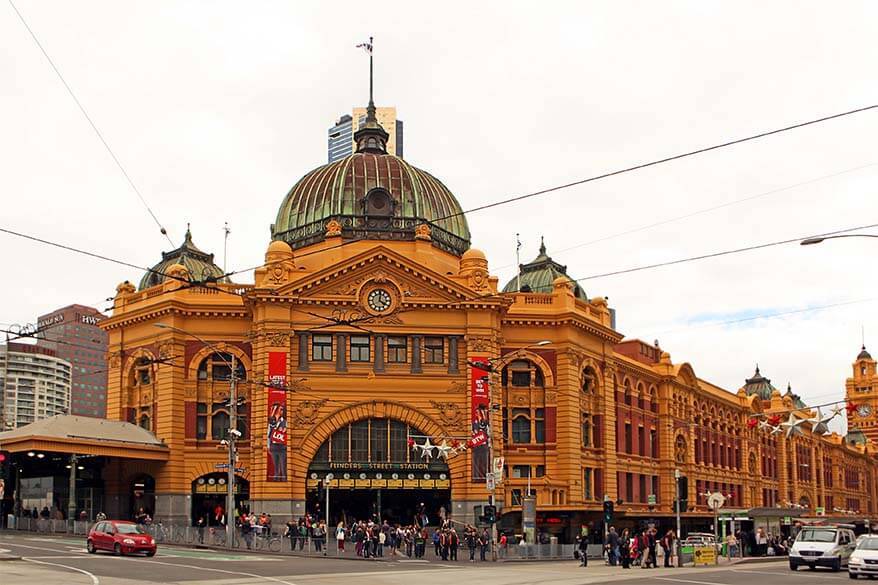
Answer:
[
  {"left": 308, "top": 487, "right": 450, "bottom": 526},
  {"left": 129, "top": 474, "right": 155, "bottom": 520},
  {"left": 192, "top": 473, "right": 249, "bottom": 525}
]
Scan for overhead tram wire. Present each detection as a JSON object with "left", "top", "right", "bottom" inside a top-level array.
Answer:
[
  {"left": 7, "top": 0, "right": 174, "bottom": 247},
  {"left": 493, "top": 161, "right": 878, "bottom": 272},
  {"left": 434, "top": 103, "right": 878, "bottom": 223},
  {"left": 565, "top": 221, "right": 878, "bottom": 284}
]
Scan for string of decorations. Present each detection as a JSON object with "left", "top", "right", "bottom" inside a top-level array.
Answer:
[
  {"left": 745, "top": 399, "right": 859, "bottom": 438},
  {"left": 406, "top": 434, "right": 480, "bottom": 462}
]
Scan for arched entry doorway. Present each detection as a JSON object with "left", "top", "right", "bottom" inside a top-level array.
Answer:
[
  {"left": 192, "top": 473, "right": 249, "bottom": 525},
  {"left": 130, "top": 474, "right": 155, "bottom": 520},
  {"left": 307, "top": 418, "right": 450, "bottom": 526}
]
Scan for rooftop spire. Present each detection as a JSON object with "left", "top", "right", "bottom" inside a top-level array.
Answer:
[{"left": 354, "top": 36, "right": 389, "bottom": 155}]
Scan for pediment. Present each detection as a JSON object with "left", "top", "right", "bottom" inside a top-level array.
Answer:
[{"left": 278, "top": 246, "right": 481, "bottom": 305}]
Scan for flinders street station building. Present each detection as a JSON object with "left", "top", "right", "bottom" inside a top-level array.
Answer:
[{"left": 3, "top": 101, "right": 878, "bottom": 544}]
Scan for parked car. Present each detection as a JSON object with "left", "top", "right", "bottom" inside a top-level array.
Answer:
[
  {"left": 789, "top": 526, "right": 856, "bottom": 571},
  {"left": 849, "top": 535, "right": 878, "bottom": 579},
  {"left": 87, "top": 520, "right": 156, "bottom": 556},
  {"left": 682, "top": 532, "right": 722, "bottom": 552}
]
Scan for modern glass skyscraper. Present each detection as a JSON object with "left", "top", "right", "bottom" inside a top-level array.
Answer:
[
  {"left": 327, "top": 114, "right": 354, "bottom": 163},
  {"left": 327, "top": 108, "right": 403, "bottom": 162}
]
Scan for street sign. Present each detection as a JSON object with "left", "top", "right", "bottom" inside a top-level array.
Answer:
[
  {"left": 215, "top": 463, "right": 245, "bottom": 473},
  {"left": 693, "top": 546, "right": 716, "bottom": 566},
  {"left": 648, "top": 494, "right": 657, "bottom": 506},
  {"left": 707, "top": 492, "right": 726, "bottom": 510},
  {"left": 486, "top": 472, "right": 495, "bottom": 491}
]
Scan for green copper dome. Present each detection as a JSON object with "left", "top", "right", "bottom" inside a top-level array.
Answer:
[
  {"left": 138, "top": 227, "right": 228, "bottom": 290},
  {"left": 502, "top": 238, "right": 587, "bottom": 300},
  {"left": 271, "top": 108, "right": 470, "bottom": 256},
  {"left": 741, "top": 365, "right": 778, "bottom": 401}
]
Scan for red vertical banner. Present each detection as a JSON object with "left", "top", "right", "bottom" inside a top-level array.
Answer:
[
  {"left": 267, "top": 352, "right": 288, "bottom": 482},
  {"left": 470, "top": 357, "right": 490, "bottom": 481}
]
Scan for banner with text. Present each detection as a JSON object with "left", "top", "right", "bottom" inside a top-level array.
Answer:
[
  {"left": 267, "top": 352, "right": 288, "bottom": 481},
  {"left": 471, "top": 357, "right": 490, "bottom": 481}
]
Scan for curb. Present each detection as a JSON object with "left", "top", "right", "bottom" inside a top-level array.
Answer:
[{"left": 0, "top": 555, "right": 23, "bottom": 561}]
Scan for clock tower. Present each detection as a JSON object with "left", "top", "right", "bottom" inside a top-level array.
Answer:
[{"left": 846, "top": 345, "right": 878, "bottom": 442}]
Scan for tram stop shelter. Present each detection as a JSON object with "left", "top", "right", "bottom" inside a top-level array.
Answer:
[{"left": 0, "top": 415, "right": 168, "bottom": 527}]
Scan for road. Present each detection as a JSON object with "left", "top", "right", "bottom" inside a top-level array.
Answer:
[{"left": 0, "top": 532, "right": 844, "bottom": 585}]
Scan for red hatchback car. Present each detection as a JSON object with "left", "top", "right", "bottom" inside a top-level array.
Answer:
[{"left": 87, "top": 520, "right": 156, "bottom": 556}]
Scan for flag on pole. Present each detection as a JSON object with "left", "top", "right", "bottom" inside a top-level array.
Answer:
[{"left": 356, "top": 41, "right": 373, "bottom": 54}]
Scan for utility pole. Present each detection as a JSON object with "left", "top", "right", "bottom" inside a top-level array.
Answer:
[
  {"left": 67, "top": 453, "right": 77, "bottom": 525},
  {"left": 226, "top": 355, "right": 238, "bottom": 550},
  {"left": 324, "top": 473, "right": 333, "bottom": 556},
  {"left": 675, "top": 469, "right": 682, "bottom": 567}
]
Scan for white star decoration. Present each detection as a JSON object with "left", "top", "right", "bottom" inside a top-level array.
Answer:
[
  {"left": 808, "top": 408, "right": 836, "bottom": 435},
  {"left": 436, "top": 440, "right": 453, "bottom": 461},
  {"left": 830, "top": 404, "right": 847, "bottom": 419},
  {"left": 758, "top": 420, "right": 773, "bottom": 432},
  {"left": 782, "top": 412, "right": 806, "bottom": 438},
  {"left": 417, "top": 437, "right": 435, "bottom": 462}
]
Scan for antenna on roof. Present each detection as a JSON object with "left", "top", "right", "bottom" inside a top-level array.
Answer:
[
  {"left": 515, "top": 233, "right": 522, "bottom": 292},
  {"left": 223, "top": 222, "right": 231, "bottom": 273}
]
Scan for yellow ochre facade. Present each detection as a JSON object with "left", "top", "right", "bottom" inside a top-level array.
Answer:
[{"left": 99, "top": 104, "right": 878, "bottom": 541}]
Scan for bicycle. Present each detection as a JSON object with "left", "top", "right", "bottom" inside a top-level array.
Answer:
[{"left": 254, "top": 531, "right": 282, "bottom": 553}]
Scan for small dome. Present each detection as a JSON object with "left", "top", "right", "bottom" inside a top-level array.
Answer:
[
  {"left": 858, "top": 345, "right": 872, "bottom": 360},
  {"left": 462, "top": 247, "right": 486, "bottom": 261},
  {"left": 139, "top": 226, "right": 229, "bottom": 290},
  {"left": 846, "top": 429, "right": 868, "bottom": 446},
  {"left": 741, "top": 365, "right": 778, "bottom": 401},
  {"left": 784, "top": 383, "right": 806, "bottom": 409},
  {"left": 267, "top": 240, "right": 292, "bottom": 255},
  {"left": 502, "top": 237, "right": 586, "bottom": 300}
]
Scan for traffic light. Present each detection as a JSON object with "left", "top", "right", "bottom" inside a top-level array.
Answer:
[
  {"left": 676, "top": 474, "right": 688, "bottom": 512},
  {"left": 603, "top": 499, "right": 614, "bottom": 524},
  {"left": 484, "top": 505, "right": 496, "bottom": 524}
]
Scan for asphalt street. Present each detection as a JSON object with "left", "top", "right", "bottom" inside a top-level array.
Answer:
[{"left": 0, "top": 532, "right": 831, "bottom": 585}]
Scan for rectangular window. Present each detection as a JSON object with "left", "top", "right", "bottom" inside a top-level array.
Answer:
[
  {"left": 582, "top": 414, "right": 592, "bottom": 448},
  {"left": 512, "top": 465, "right": 531, "bottom": 478},
  {"left": 584, "top": 468, "right": 593, "bottom": 500},
  {"left": 652, "top": 475, "right": 660, "bottom": 503},
  {"left": 387, "top": 336, "right": 407, "bottom": 363},
  {"left": 511, "top": 489, "right": 522, "bottom": 506},
  {"left": 389, "top": 420, "right": 408, "bottom": 462},
  {"left": 637, "top": 425, "right": 645, "bottom": 456},
  {"left": 534, "top": 408, "right": 545, "bottom": 443},
  {"left": 535, "top": 465, "right": 545, "bottom": 477},
  {"left": 424, "top": 337, "right": 444, "bottom": 364},
  {"left": 649, "top": 429, "right": 658, "bottom": 458},
  {"left": 312, "top": 335, "right": 333, "bottom": 361},
  {"left": 625, "top": 473, "right": 634, "bottom": 502},
  {"left": 331, "top": 426, "right": 350, "bottom": 462},
  {"left": 511, "top": 408, "right": 531, "bottom": 444},
  {"left": 350, "top": 336, "right": 371, "bottom": 362},
  {"left": 624, "top": 423, "right": 632, "bottom": 454},
  {"left": 350, "top": 421, "right": 368, "bottom": 462},
  {"left": 639, "top": 475, "right": 647, "bottom": 503},
  {"left": 511, "top": 371, "right": 531, "bottom": 387},
  {"left": 196, "top": 403, "right": 207, "bottom": 440},
  {"left": 371, "top": 419, "right": 388, "bottom": 462}
]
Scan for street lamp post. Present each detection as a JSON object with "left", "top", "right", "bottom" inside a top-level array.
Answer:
[
  {"left": 800, "top": 234, "right": 878, "bottom": 245},
  {"left": 674, "top": 469, "right": 682, "bottom": 567},
  {"left": 154, "top": 323, "right": 238, "bottom": 550}
]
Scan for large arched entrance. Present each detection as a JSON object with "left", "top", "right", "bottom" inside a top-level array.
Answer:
[
  {"left": 192, "top": 473, "right": 249, "bottom": 525},
  {"left": 307, "top": 417, "right": 450, "bottom": 526},
  {"left": 129, "top": 474, "right": 155, "bottom": 520}
]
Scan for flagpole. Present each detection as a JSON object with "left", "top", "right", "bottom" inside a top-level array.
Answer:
[{"left": 369, "top": 36, "right": 374, "bottom": 106}]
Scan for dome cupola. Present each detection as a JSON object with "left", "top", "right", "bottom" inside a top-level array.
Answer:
[
  {"left": 502, "top": 238, "right": 587, "bottom": 300},
  {"left": 139, "top": 225, "right": 228, "bottom": 290},
  {"left": 741, "top": 365, "right": 778, "bottom": 401}
]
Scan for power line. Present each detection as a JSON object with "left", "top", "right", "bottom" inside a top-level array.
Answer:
[
  {"left": 7, "top": 0, "right": 174, "bottom": 247},
  {"left": 435, "top": 103, "right": 878, "bottom": 223},
  {"left": 498, "top": 162, "right": 878, "bottom": 272},
  {"left": 570, "top": 221, "right": 878, "bottom": 283}
]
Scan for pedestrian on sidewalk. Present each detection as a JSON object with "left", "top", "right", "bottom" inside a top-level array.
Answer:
[
  {"left": 619, "top": 528, "right": 631, "bottom": 569},
  {"left": 577, "top": 534, "right": 589, "bottom": 567},
  {"left": 335, "top": 521, "right": 346, "bottom": 552},
  {"left": 661, "top": 529, "right": 676, "bottom": 568}
]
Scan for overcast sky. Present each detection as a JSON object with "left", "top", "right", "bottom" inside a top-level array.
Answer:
[{"left": 2, "top": 1, "right": 877, "bottom": 430}]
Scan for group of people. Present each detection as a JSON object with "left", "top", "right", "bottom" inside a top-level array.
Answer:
[
  {"left": 737, "top": 527, "right": 792, "bottom": 557},
  {"left": 604, "top": 526, "right": 678, "bottom": 569}
]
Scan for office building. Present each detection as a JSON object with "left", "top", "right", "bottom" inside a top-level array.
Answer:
[
  {"left": 36, "top": 305, "right": 108, "bottom": 417},
  {"left": 0, "top": 342, "right": 71, "bottom": 430}
]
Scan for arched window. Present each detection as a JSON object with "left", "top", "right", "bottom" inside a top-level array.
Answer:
[
  {"left": 312, "top": 418, "right": 438, "bottom": 464},
  {"left": 197, "top": 353, "right": 246, "bottom": 382},
  {"left": 511, "top": 410, "right": 531, "bottom": 444},
  {"left": 623, "top": 381, "right": 633, "bottom": 406},
  {"left": 206, "top": 398, "right": 248, "bottom": 441},
  {"left": 211, "top": 409, "right": 230, "bottom": 440},
  {"left": 364, "top": 188, "right": 394, "bottom": 217},
  {"left": 130, "top": 356, "right": 153, "bottom": 386},
  {"left": 675, "top": 435, "right": 687, "bottom": 463},
  {"left": 139, "top": 414, "right": 150, "bottom": 430}
]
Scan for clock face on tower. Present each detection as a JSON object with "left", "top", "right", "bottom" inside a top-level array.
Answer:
[
  {"left": 367, "top": 288, "right": 393, "bottom": 313},
  {"left": 858, "top": 404, "right": 873, "bottom": 418}
]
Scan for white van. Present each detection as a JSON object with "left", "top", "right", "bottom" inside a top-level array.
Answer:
[{"left": 789, "top": 526, "right": 857, "bottom": 571}]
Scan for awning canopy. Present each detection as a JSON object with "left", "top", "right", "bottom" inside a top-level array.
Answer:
[{"left": 0, "top": 415, "right": 169, "bottom": 461}]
